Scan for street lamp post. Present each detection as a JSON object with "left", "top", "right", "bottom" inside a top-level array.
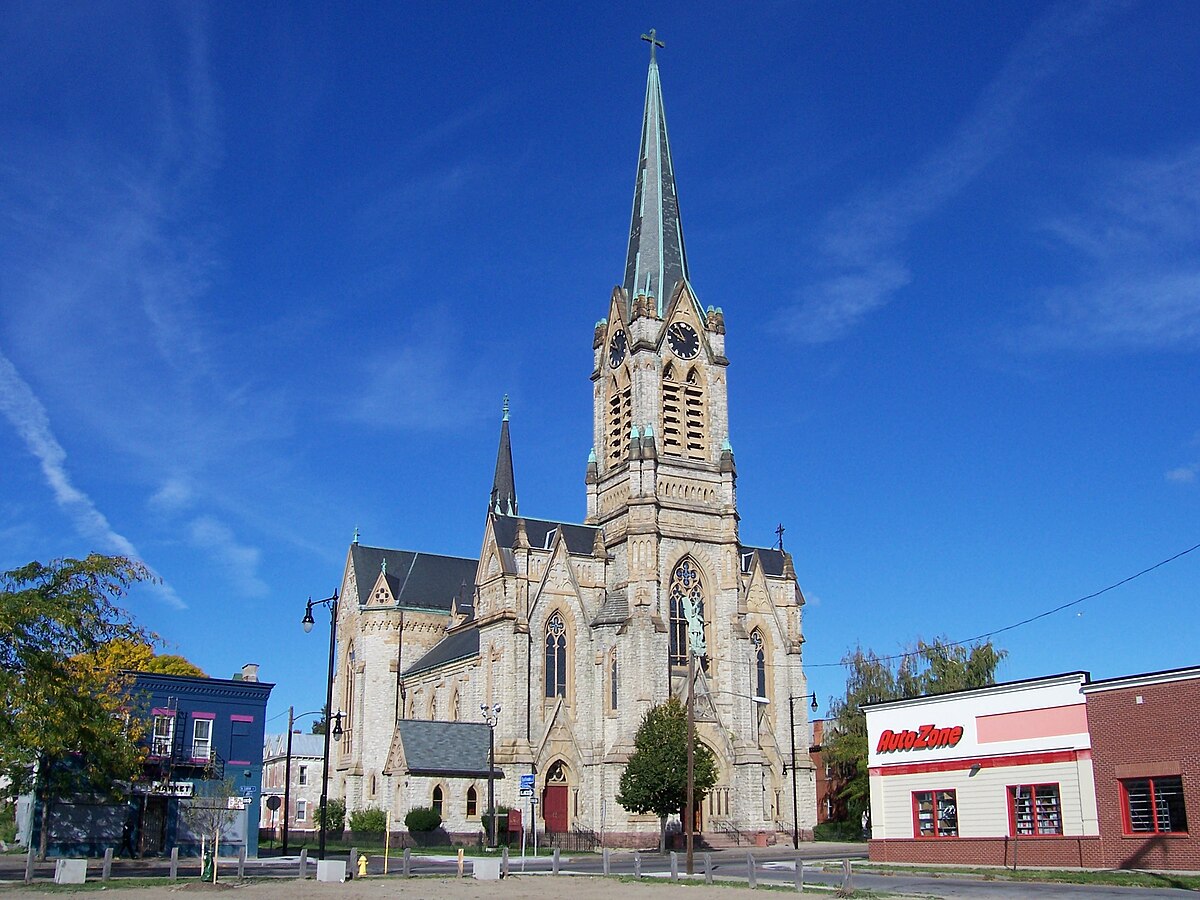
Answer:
[
  {"left": 481, "top": 703, "right": 501, "bottom": 848},
  {"left": 789, "top": 692, "right": 819, "bottom": 850},
  {"left": 302, "top": 592, "right": 344, "bottom": 860},
  {"left": 281, "top": 707, "right": 323, "bottom": 854}
]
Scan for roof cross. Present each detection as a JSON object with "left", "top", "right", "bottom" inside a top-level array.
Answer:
[
  {"left": 641, "top": 28, "right": 664, "bottom": 62},
  {"left": 775, "top": 523, "right": 786, "bottom": 552}
]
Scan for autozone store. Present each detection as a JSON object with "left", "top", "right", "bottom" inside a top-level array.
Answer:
[
  {"left": 866, "top": 666, "right": 1199, "bottom": 870},
  {"left": 865, "top": 672, "right": 1101, "bottom": 867}
]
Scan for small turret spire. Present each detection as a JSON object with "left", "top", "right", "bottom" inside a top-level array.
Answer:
[
  {"left": 624, "top": 28, "right": 690, "bottom": 316},
  {"left": 490, "top": 397, "right": 518, "bottom": 517}
]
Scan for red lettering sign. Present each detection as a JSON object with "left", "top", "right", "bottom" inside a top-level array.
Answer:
[{"left": 876, "top": 724, "right": 964, "bottom": 754}]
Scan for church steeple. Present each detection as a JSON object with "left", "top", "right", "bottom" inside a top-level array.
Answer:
[
  {"left": 623, "top": 29, "right": 690, "bottom": 316},
  {"left": 490, "top": 395, "right": 518, "bottom": 517}
]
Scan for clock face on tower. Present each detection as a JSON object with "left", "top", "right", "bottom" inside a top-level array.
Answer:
[
  {"left": 608, "top": 329, "right": 627, "bottom": 368},
  {"left": 667, "top": 322, "right": 700, "bottom": 360}
]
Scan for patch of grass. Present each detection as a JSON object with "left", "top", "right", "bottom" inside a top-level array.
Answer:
[{"left": 856, "top": 863, "right": 1200, "bottom": 891}]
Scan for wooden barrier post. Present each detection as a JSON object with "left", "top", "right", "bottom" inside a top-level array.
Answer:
[
  {"left": 102, "top": 848, "right": 113, "bottom": 882},
  {"left": 795, "top": 858, "right": 804, "bottom": 892},
  {"left": 170, "top": 847, "right": 179, "bottom": 882},
  {"left": 403, "top": 847, "right": 411, "bottom": 877},
  {"left": 747, "top": 851, "right": 756, "bottom": 889},
  {"left": 704, "top": 852, "right": 712, "bottom": 885},
  {"left": 552, "top": 848, "right": 560, "bottom": 875},
  {"left": 633, "top": 851, "right": 641, "bottom": 879},
  {"left": 670, "top": 851, "right": 678, "bottom": 881},
  {"left": 602, "top": 847, "right": 610, "bottom": 876},
  {"left": 298, "top": 849, "right": 307, "bottom": 879}
]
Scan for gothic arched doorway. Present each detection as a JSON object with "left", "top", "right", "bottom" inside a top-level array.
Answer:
[{"left": 542, "top": 760, "right": 569, "bottom": 834}]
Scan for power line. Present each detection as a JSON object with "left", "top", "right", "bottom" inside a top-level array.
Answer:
[{"left": 802, "top": 539, "right": 1200, "bottom": 669}]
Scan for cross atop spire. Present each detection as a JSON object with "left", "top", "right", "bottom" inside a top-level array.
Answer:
[
  {"left": 624, "top": 29, "right": 689, "bottom": 316},
  {"left": 641, "top": 28, "right": 664, "bottom": 62}
]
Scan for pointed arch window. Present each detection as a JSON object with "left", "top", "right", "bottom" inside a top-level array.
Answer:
[
  {"left": 342, "top": 642, "right": 355, "bottom": 754},
  {"left": 606, "top": 371, "right": 632, "bottom": 468},
  {"left": 432, "top": 784, "right": 444, "bottom": 816},
  {"left": 545, "top": 612, "right": 568, "bottom": 699},
  {"left": 608, "top": 649, "right": 619, "bottom": 713},
  {"left": 751, "top": 629, "right": 767, "bottom": 699},
  {"left": 466, "top": 785, "right": 478, "bottom": 817},
  {"left": 450, "top": 689, "right": 460, "bottom": 722},
  {"left": 669, "top": 558, "right": 704, "bottom": 667},
  {"left": 662, "top": 364, "right": 683, "bottom": 455},
  {"left": 684, "top": 368, "right": 706, "bottom": 460}
]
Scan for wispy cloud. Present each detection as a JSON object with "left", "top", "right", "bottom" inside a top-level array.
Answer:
[
  {"left": 0, "top": 351, "right": 186, "bottom": 609},
  {"left": 782, "top": 0, "right": 1125, "bottom": 344},
  {"left": 1166, "top": 465, "right": 1197, "bottom": 484},
  {"left": 1022, "top": 143, "right": 1200, "bottom": 351},
  {"left": 188, "top": 516, "right": 268, "bottom": 598}
]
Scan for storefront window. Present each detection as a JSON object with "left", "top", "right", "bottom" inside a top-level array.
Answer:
[
  {"left": 1009, "top": 784, "right": 1062, "bottom": 835},
  {"left": 913, "top": 789, "right": 958, "bottom": 837},
  {"left": 1122, "top": 776, "right": 1188, "bottom": 834}
]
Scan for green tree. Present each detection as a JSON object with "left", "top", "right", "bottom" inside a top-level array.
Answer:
[
  {"left": 617, "top": 697, "right": 717, "bottom": 852},
  {"left": 823, "top": 638, "right": 1006, "bottom": 827},
  {"left": 313, "top": 797, "right": 346, "bottom": 837},
  {"left": 0, "top": 555, "right": 154, "bottom": 858},
  {"left": 310, "top": 716, "right": 326, "bottom": 735}
]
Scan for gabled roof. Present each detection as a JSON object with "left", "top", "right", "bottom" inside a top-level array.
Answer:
[
  {"left": 406, "top": 625, "right": 480, "bottom": 677},
  {"left": 623, "top": 39, "right": 689, "bottom": 315},
  {"left": 393, "top": 720, "right": 501, "bottom": 779},
  {"left": 349, "top": 544, "right": 477, "bottom": 611},
  {"left": 591, "top": 592, "right": 629, "bottom": 627},
  {"left": 492, "top": 515, "right": 598, "bottom": 555},
  {"left": 738, "top": 545, "right": 788, "bottom": 576},
  {"left": 263, "top": 732, "right": 325, "bottom": 761}
]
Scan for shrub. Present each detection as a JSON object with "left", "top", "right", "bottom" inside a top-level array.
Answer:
[
  {"left": 348, "top": 806, "right": 388, "bottom": 835},
  {"left": 405, "top": 806, "right": 441, "bottom": 833},
  {"left": 313, "top": 798, "right": 346, "bottom": 836},
  {"left": 813, "top": 819, "right": 865, "bottom": 842}
]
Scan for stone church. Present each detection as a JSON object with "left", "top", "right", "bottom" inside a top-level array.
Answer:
[{"left": 329, "top": 41, "right": 817, "bottom": 847}]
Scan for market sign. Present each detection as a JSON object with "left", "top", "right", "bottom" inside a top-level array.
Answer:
[
  {"left": 147, "top": 781, "right": 194, "bottom": 797},
  {"left": 876, "top": 724, "right": 964, "bottom": 753}
]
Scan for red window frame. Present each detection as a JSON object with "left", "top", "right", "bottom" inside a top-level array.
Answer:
[
  {"left": 1008, "top": 783, "right": 1063, "bottom": 836},
  {"left": 912, "top": 789, "right": 958, "bottom": 838},
  {"left": 1121, "top": 776, "right": 1189, "bottom": 835}
]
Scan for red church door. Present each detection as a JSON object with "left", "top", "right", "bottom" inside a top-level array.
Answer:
[{"left": 544, "top": 785, "right": 568, "bottom": 833}]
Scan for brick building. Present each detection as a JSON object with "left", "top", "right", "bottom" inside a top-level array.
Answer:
[
  {"left": 1082, "top": 668, "right": 1198, "bottom": 871},
  {"left": 865, "top": 666, "right": 1197, "bottom": 870},
  {"left": 320, "top": 43, "right": 817, "bottom": 848},
  {"left": 810, "top": 719, "right": 849, "bottom": 825},
  {"left": 261, "top": 732, "right": 325, "bottom": 843}
]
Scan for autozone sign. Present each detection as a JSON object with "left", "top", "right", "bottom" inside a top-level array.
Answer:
[{"left": 876, "top": 724, "right": 964, "bottom": 753}]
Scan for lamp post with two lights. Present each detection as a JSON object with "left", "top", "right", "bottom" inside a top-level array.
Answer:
[
  {"left": 302, "top": 592, "right": 344, "bottom": 860},
  {"left": 789, "top": 692, "right": 819, "bottom": 849},
  {"left": 480, "top": 703, "right": 501, "bottom": 848}
]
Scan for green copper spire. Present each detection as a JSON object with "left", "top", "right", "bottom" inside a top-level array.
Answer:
[{"left": 624, "top": 29, "right": 690, "bottom": 315}]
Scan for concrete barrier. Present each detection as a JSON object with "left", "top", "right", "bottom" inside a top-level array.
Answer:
[
  {"left": 54, "top": 859, "right": 87, "bottom": 885},
  {"left": 316, "top": 860, "right": 347, "bottom": 882},
  {"left": 473, "top": 858, "right": 501, "bottom": 880}
]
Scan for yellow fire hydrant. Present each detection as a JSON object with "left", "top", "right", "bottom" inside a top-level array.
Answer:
[{"left": 357, "top": 854, "right": 368, "bottom": 878}]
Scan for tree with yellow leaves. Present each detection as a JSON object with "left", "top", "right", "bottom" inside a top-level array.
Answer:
[{"left": 0, "top": 555, "right": 155, "bottom": 858}]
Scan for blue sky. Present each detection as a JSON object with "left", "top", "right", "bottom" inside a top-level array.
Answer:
[{"left": 2, "top": 1, "right": 1198, "bottom": 728}]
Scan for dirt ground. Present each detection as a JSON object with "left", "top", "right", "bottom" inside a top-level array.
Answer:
[{"left": 81, "top": 876, "right": 782, "bottom": 900}]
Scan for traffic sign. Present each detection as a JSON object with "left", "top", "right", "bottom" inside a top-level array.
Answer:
[{"left": 520, "top": 774, "right": 535, "bottom": 791}]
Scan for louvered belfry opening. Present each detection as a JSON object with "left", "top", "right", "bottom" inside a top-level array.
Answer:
[
  {"left": 606, "top": 373, "right": 632, "bottom": 468},
  {"left": 662, "top": 363, "right": 683, "bottom": 455},
  {"left": 684, "top": 368, "right": 705, "bottom": 459}
]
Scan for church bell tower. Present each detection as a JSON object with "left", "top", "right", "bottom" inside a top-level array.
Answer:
[{"left": 586, "top": 33, "right": 737, "bottom": 551}]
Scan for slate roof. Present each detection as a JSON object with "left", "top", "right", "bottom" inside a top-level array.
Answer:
[
  {"left": 738, "top": 545, "right": 788, "bottom": 576},
  {"left": 492, "top": 515, "right": 598, "bottom": 555},
  {"left": 394, "top": 720, "right": 502, "bottom": 779},
  {"left": 406, "top": 625, "right": 480, "bottom": 677},
  {"left": 349, "top": 544, "right": 478, "bottom": 611},
  {"left": 591, "top": 592, "right": 629, "bottom": 627}
]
